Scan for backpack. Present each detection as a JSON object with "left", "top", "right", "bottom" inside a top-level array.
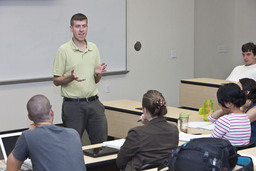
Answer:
[{"left": 160, "top": 137, "right": 253, "bottom": 171}]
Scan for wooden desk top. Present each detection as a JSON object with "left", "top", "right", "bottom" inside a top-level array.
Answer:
[
  {"left": 181, "top": 78, "right": 233, "bottom": 85},
  {"left": 103, "top": 100, "right": 142, "bottom": 112},
  {"left": 103, "top": 99, "right": 211, "bottom": 139},
  {"left": 238, "top": 147, "right": 256, "bottom": 157},
  {"left": 103, "top": 99, "right": 204, "bottom": 121}
]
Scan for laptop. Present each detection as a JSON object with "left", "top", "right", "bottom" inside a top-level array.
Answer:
[
  {"left": 0, "top": 132, "right": 32, "bottom": 170},
  {"left": 0, "top": 132, "right": 22, "bottom": 162},
  {"left": 83, "top": 146, "right": 119, "bottom": 158}
]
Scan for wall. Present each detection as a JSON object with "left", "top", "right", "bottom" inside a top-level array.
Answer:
[
  {"left": 194, "top": 0, "right": 256, "bottom": 79},
  {"left": 0, "top": 0, "right": 126, "bottom": 82},
  {"left": 0, "top": 0, "right": 195, "bottom": 131}
]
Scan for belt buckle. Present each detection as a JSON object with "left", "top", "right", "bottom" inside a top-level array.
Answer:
[{"left": 85, "top": 98, "right": 89, "bottom": 102}]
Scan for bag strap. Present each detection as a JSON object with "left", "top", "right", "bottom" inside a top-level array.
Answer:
[
  {"left": 236, "top": 156, "right": 254, "bottom": 171},
  {"left": 222, "top": 146, "right": 232, "bottom": 170}
]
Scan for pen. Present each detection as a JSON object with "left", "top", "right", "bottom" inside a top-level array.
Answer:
[{"left": 137, "top": 119, "right": 141, "bottom": 122}]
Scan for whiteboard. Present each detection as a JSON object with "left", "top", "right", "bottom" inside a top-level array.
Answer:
[{"left": 0, "top": 0, "right": 126, "bottom": 83}]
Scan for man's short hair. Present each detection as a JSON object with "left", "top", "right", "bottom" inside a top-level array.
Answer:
[
  {"left": 27, "top": 95, "right": 51, "bottom": 124},
  {"left": 70, "top": 13, "right": 88, "bottom": 26},
  {"left": 242, "top": 42, "right": 256, "bottom": 56}
]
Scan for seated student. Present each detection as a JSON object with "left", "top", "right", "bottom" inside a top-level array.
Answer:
[
  {"left": 238, "top": 78, "right": 256, "bottom": 145},
  {"left": 116, "top": 90, "right": 179, "bottom": 171},
  {"left": 226, "top": 42, "right": 256, "bottom": 82},
  {"left": 7, "top": 95, "right": 86, "bottom": 171},
  {"left": 208, "top": 83, "right": 251, "bottom": 146}
]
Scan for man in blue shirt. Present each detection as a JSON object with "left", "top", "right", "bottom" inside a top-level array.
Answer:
[{"left": 7, "top": 95, "right": 86, "bottom": 171}]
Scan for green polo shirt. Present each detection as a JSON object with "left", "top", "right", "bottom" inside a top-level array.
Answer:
[{"left": 53, "top": 39, "right": 101, "bottom": 98}]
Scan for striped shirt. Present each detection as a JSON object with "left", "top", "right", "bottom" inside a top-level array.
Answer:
[{"left": 208, "top": 113, "right": 251, "bottom": 146}]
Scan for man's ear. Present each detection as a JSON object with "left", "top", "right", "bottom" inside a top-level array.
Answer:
[
  {"left": 27, "top": 114, "right": 33, "bottom": 121},
  {"left": 50, "top": 109, "right": 54, "bottom": 117},
  {"left": 69, "top": 25, "right": 73, "bottom": 33}
]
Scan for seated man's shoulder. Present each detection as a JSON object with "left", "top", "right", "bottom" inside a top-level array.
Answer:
[{"left": 62, "top": 128, "right": 81, "bottom": 140}]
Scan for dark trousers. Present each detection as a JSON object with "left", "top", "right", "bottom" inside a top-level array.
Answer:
[{"left": 62, "top": 99, "right": 108, "bottom": 144}]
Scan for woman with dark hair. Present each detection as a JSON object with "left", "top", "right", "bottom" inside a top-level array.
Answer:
[
  {"left": 238, "top": 78, "right": 256, "bottom": 145},
  {"left": 116, "top": 90, "right": 179, "bottom": 171},
  {"left": 208, "top": 83, "right": 251, "bottom": 146}
]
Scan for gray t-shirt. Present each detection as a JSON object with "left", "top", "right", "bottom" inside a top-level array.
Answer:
[{"left": 12, "top": 125, "right": 86, "bottom": 171}]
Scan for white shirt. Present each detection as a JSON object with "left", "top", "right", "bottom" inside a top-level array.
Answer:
[{"left": 226, "top": 64, "right": 256, "bottom": 82}]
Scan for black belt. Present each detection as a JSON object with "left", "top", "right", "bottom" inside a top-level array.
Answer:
[{"left": 64, "top": 95, "right": 98, "bottom": 102}]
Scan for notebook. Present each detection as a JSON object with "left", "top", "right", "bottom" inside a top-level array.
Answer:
[
  {"left": 0, "top": 132, "right": 32, "bottom": 170},
  {"left": 102, "top": 138, "right": 125, "bottom": 150}
]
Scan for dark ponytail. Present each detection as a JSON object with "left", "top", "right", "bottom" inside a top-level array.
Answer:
[
  {"left": 239, "top": 78, "right": 256, "bottom": 103},
  {"left": 217, "top": 83, "right": 246, "bottom": 108}
]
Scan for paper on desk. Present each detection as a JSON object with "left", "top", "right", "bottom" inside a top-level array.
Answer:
[
  {"left": 102, "top": 139, "right": 125, "bottom": 150},
  {"left": 0, "top": 159, "right": 32, "bottom": 171},
  {"left": 188, "top": 121, "right": 215, "bottom": 130},
  {"left": 22, "top": 159, "right": 32, "bottom": 170},
  {"left": 179, "top": 132, "right": 211, "bottom": 142}
]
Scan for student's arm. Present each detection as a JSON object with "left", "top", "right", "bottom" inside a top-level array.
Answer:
[
  {"left": 210, "top": 109, "right": 225, "bottom": 119},
  {"left": 246, "top": 106, "right": 256, "bottom": 123},
  {"left": 6, "top": 153, "right": 23, "bottom": 171},
  {"left": 53, "top": 69, "right": 86, "bottom": 86},
  {"left": 116, "top": 129, "right": 140, "bottom": 169},
  {"left": 211, "top": 116, "right": 230, "bottom": 138}
]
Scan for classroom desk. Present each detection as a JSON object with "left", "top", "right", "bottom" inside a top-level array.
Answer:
[
  {"left": 103, "top": 100, "right": 206, "bottom": 138},
  {"left": 84, "top": 100, "right": 210, "bottom": 170},
  {"left": 179, "top": 78, "right": 232, "bottom": 111},
  {"left": 84, "top": 134, "right": 256, "bottom": 171}
]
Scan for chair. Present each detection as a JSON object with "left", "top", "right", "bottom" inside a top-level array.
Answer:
[{"left": 235, "top": 142, "right": 255, "bottom": 151}]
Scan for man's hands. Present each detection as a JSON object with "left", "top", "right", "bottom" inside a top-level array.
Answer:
[
  {"left": 94, "top": 63, "right": 107, "bottom": 83},
  {"left": 53, "top": 69, "right": 85, "bottom": 86},
  {"left": 71, "top": 69, "right": 86, "bottom": 82},
  {"left": 95, "top": 63, "right": 107, "bottom": 75},
  {"left": 53, "top": 63, "right": 107, "bottom": 86}
]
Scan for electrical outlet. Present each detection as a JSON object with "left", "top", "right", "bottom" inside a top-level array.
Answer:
[
  {"left": 171, "top": 50, "right": 177, "bottom": 58},
  {"left": 105, "top": 84, "right": 110, "bottom": 93}
]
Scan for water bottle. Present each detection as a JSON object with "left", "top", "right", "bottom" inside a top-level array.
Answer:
[{"left": 199, "top": 100, "right": 213, "bottom": 121}]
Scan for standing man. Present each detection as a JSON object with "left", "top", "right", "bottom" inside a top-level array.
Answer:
[
  {"left": 226, "top": 42, "right": 256, "bottom": 82},
  {"left": 52, "top": 13, "right": 108, "bottom": 144},
  {"left": 7, "top": 95, "right": 86, "bottom": 171}
]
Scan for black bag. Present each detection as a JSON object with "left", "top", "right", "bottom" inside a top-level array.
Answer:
[{"left": 160, "top": 137, "right": 253, "bottom": 171}]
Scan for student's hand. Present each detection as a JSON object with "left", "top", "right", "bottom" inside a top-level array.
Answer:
[
  {"left": 140, "top": 114, "right": 149, "bottom": 125},
  {"left": 71, "top": 69, "right": 86, "bottom": 82},
  {"left": 95, "top": 63, "right": 107, "bottom": 75}
]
